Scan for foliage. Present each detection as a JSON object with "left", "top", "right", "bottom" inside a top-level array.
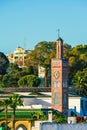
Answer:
[
  {"left": 0, "top": 82, "right": 6, "bottom": 88},
  {"left": 9, "top": 94, "right": 23, "bottom": 108},
  {"left": 1, "top": 73, "right": 19, "bottom": 87},
  {"left": 18, "top": 74, "right": 40, "bottom": 87},
  {"left": 0, "top": 96, "right": 22, "bottom": 130},
  {"left": 0, "top": 99, "right": 12, "bottom": 130},
  {"left": 9, "top": 94, "right": 23, "bottom": 130},
  {"left": 25, "top": 41, "right": 56, "bottom": 87},
  {"left": 3, "top": 99, "right": 11, "bottom": 130},
  {"left": 0, "top": 63, "right": 35, "bottom": 88},
  {"left": 0, "top": 52, "right": 9, "bottom": 74},
  {"left": 55, "top": 115, "right": 67, "bottom": 123},
  {"left": 0, "top": 100, "right": 4, "bottom": 112},
  {"left": 64, "top": 44, "right": 87, "bottom": 86},
  {"left": 52, "top": 110, "right": 67, "bottom": 123},
  {"left": 8, "top": 63, "right": 21, "bottom": 73},
  {"left": 32, "top": 111, "right": 47, "bottom": 120},
  {"left": 72, "top": 68, "right": 87, "bottom": 96}
]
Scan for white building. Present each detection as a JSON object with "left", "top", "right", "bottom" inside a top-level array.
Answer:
[
  {"left": 6, "top": 47, "right": 31, "bottom": 67},
  {"left": 17, "top": 92, "right": 87, "bottom": 117},
  {"left": 68, "top": 94, "right": 87, "bottom": 116},
  {"left": 38, "top": 66, "right": 45, "bottom": 87}
]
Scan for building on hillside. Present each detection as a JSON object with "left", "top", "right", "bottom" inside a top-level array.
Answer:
[
  {"left": 6, "top": 47, "right": 31, "bottom": 67},
  {"left": 6, "top": 54, "right": 13, "bottom": 63},
  {"left": 38, "top": 66, "right": 45, "bottom": 87}
]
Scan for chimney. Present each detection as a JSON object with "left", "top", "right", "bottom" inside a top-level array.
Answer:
[{"left": 48, "top": 110, "right": 52, "bottom": 122}]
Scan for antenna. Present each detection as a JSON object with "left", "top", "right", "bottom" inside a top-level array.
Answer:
[
  {"left": 24, "top": 37, "right": 26, "bottom": 50},
  {"left": 23, "top": 37, "right": 26, "bottom": 67}
]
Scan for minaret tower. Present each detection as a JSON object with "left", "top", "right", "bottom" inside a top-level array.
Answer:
[
  {"left": 56, "top": 37, "right": 63, "bottom": 58},
  {"left": 51, "top": 35, "right": 68, "bottom": 116}
]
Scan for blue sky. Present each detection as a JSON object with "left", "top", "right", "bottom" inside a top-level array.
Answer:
[{"left": 0, "top": 0, "right": 87, "bottom": 54}]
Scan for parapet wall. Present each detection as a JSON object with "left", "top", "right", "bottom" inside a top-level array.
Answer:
[{"left": 40, "top": 122, "right": 87, "bottom": 130}]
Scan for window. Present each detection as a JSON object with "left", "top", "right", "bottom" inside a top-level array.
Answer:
[
  {"left": 14, "top": 56, "right": 18, "bottom": 59},
  {"left": 54, "top": 92, "right": 59, "bottom": 105}
]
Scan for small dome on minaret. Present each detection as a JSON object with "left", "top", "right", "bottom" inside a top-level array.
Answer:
[{"left": 56, "top": 37, "right": 63, "bottom": 42}]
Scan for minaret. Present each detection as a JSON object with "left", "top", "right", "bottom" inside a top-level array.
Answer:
[
  {"left": 56, "top": 37, "right": 63, "bottom": 58},
  {"left": 51, "top": 36, "right": 68, "bottom": 116}
]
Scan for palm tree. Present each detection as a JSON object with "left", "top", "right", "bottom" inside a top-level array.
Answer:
[
  {"left": 2, "top": 99, "right": 11, "bottom": 130},
  {"left": 0, "top": 99, "right": 11, "bottom": 130},
  {"left": 0, "top": 100, "right": 4, "bottom": 112},
  {"left": 72, "top": 70, "right": 86, "bottom": 95},
  {"left": 9, "top": 94, "right": 23, "bottom": 130},
  {"left": 33, "top": 111, "right": 47, "bottom": 120}
]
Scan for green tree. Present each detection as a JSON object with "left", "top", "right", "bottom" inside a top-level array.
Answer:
[
  {"left": 9, "top": 94, "right": 23, "bottom": 130},
  {"left": 27, "top": 74, "right": 40, "bottom": 87},
  {"left": 80, "top": 53, "right": 87, "bottom": 69},
  {"left": 52, "top": 110, "right": 67, "bottom": 123},
  {"left": 8, "top": 63, "right": 21, "bottom": 73},
  {"left": 25, "top": 41, "right": 56, "bottom": 87},
  {"left": 2, "top": 73, "right": 19, "bottom": 87},
  {"left": 0, "top": 100, "right": 4, "bottom": 112},
  {"left": 0, "top": 52, "right": 9, "bottom": 74},
  {"left": 3, "top": 99, "right": 11, "bottom": 130},
  {"left": 63, "top": 43, "right": 72, "bottom": 58},
  {"left": 0, "top": 99, "right": 11, "bottom": 130},
  {"left": 64, "top": 44, "right": 87, "bottom": 85},
  {"left": 18, "top": 74, "right": 40, "bottom": 87},
  {"left": 33, "top": 111, "right": 47, "bottom": 120},
  {"left": 72, "top": 69, "right": 87, "bottom": 96},
  {"left": 27, "top": 66, "right": 34, "bottom": 74},
  {"left": 18, "top": 75, "right": 28, "bottom": 87},
  {"left": 4, "top": 63, "right": 35, "bottom": 88},
  {"left": 55, "top": 115, "right": 67, "bottom": 123}
]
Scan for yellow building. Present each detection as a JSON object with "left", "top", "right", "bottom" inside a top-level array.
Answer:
[
  {"left": 7, "top": 47, "right": 31, "bottom": 67},
  {"left": 0, "top": 120, "right": 31, "bottom": 130}
]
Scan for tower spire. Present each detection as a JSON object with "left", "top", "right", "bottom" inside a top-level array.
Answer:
[
  {"left": 57, "top": 29, "right": 60, "bottom": 38},
  {"left": 56, "top": 29, "right": 63, "bottom": 59}
]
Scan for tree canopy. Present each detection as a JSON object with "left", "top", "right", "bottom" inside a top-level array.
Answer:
[
  {"left": 25, "top": 41, "right": 56, "bottom": 71},
  {"left": 72, "top": 68, "right": 87, "bottom": 96},
  {"left": 0, "top": 52, "right": 9, "bottom": 74},
  {"left": 18, "top": 74, "right": 40, "bottom": 87}
]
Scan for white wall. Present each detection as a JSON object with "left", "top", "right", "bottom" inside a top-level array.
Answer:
[
  {"left": 68, "top": 97, "right": 81, "bottom": 116},
  {"left": 16, "top": 92, "right": 87, "bottom": 116},
  {"left": 40, "top": 123, "right": 87, "bottom": 130}
]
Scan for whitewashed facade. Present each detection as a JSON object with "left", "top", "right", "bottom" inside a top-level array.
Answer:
[
  {"left": 69, "top": 95, "right": 87, "bottom": 116},
  {"left": 17, "top": 92, "right": 87, "bottom": 116}
]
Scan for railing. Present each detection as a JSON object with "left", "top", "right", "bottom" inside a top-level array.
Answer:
[
  {"left": 0, "top": 87, "right": 78, "bottom": 93},
  {"left": 0, "top": 87, "right": 51, "bottom": 93}
]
